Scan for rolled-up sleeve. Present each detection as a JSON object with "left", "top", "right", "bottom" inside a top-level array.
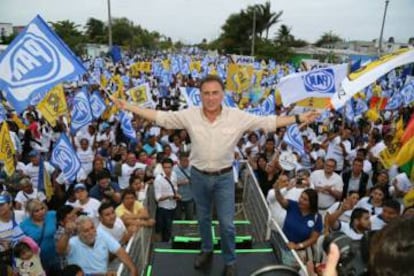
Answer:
[{"left": 234, "top": 110, "right": 277, "bottom": 133}]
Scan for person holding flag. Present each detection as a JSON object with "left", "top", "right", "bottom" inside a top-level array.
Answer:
[{"left": 111, "top": 74, "right": 320, "bottom": 275}]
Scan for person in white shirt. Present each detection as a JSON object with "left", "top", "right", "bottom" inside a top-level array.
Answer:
[
  {"left": 327, "top": 206, "right": 371, "bottom": 240},
  {"left": 75, "top": 138, "right": 95, "bottom": 176},
  {"left": 22, "top": 150, "right": 55, "bottom": 190},
  {"left": 310, "top": 159, "right": 343, "bottom": 210},
  {"left": 72, "top": 183, "right": 101, "bottom": 226},
  {"left": 15, "top": 178, "right": 46, "bottom": 210},
  {"left": 326, "top": 191, "right": 360, "bottom": 224},
  {"left": 98, "top": 202, "right": 136, "bottom": 245},
  {"left": 356, "top": 185, "right": 385, "bottom": 217},
  {"left": 267, "top": 173, "right": 308, "bottom": 226},
  {"left": 117, "top": 152, "right": 146, "bottom": 190},
  {"left": 154, "top": 158, "right": 181, "bottom": 242},
  {"left": 324, "top": 128, "right": 352, "bottom": 173},
  {"left": 370, "top": 199, "right": 401, "bottom": 231}
]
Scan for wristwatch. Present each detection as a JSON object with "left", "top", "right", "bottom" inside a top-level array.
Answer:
[{"left": 295, "top": 114, "right": 301, "bottom": 124}]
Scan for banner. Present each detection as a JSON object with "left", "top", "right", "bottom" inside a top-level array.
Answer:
[
  {"left": 128, "top": 83, "right": 152, "bottom": 107},
  {"left": 37, "top": 84, "right": 67, "bottom": 127},
  {"left": 331, "top": 48, "right": 414, "bottom": 109},
  {"left": 50, "top": 133, "right": 81, "bottom": 182},
  {"left": 0, "top": 15, "right": 86, "bottom": 113},
  {"left": 278, "top": 63, "right": 348, "bottom": 107},
  {"left": 0, "top": 122, "right": 16, "bottom": 176}
]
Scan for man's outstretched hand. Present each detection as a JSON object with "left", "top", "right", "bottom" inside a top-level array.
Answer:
[
  {"left": 110, "top": 95, "right": 127, "bottom": 110},
  {"left": 299, "top": 110, "right": 321, "bottom": 126}
]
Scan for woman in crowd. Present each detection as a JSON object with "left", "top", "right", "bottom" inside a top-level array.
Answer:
[
  {"left": 20, "top": 199, "right": 60, "bottom": 273},
  {"left": 273, "top": 185, "right": 323, "bottom": 261},
  {"left": 356, "top": 185, "right": 385, "bottom": 216}
]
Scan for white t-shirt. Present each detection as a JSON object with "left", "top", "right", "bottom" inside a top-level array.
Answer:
[
  {"left": 336, "top": 221, "right": 363, "bottom": 240},
  {"left": 118, "top": 163, "right": 147, "bottom": 189},
  {"left": 97, "top": 217, "right": 127, "bottom": 243},
  {"left": 15, "top": 189, "right": 46, "bottom": 209},
  {"left": 267, "top": 187, "right": 304, "bottom": 227},
  {"left": 73, "top": 198, "right": 101, "bottom": 225},
  {"left": 154, "top": 173, "right": 178, "bottom": 210},
  {"left": 326, "top": 202, "right": 353, "bottom": 223},
  {"left": 23, "top": 162, "right": 55, "bottom": 189},
  {"left": 326, "top": 137, "right": 351, "bottom": 171},
  {"left": 370, "top": 214, "right": 386, "bottom": 231},
  {"left": 77, "top": 148, "right": 95, "bottom": 175},
  {"left": 310, "top": 170, "right": 343, "bottom": 209},
  {"left": 356, "top": 197, "right": 383, "bottom": 216}
]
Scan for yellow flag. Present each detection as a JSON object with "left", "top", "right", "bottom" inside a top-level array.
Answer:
[
  {"left": 296, "top": 97, "right": 330, "bottom": 109},
  {"left": 365, "top": 109, "right": 380, "bottom": 121},
  {"left": 0, "top": 123, "right": 15, "bottom": 176},
  {"left": 253, "top": 70, "right": 263, "bottom": 88},
  {"left": 42, "top": 162, "right": 54, "bottom": 201},
  {"left": 100, "top": 74, "right": 108, "bottom": 88},
  {"left": 226, "top": 64, "right": 253, "bottom": 93},
  {"left": 138, "top": 62, "right": 152, "bottom": 73},
  {"left": 162, "top": 59, "right": 170, "bottom": 70},
  {"left": 190, "top": 61, "right": 201, "bottom": 72},
  {"left": 379, "top": 145, "right": 399, "bottom": 169},
  {"left": 10, "top": 114, "right": 26, "bottom": 130},
  {"left": 37, "top": 85, "right": 68, "bottom": 127}
]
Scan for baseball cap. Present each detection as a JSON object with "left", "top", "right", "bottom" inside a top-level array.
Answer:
[
  {"left": 28, "top": 150, "right": 40, "bottom": 157},
  {"left": 0, "top": 194, "right": 11, "bottom": 204},
  {"left": 74, "top": 183, "right": 87, "bottom": 191}
]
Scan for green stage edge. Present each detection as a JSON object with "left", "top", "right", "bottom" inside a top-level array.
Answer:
[
  {"left": 153, "top": 248, "right": 273, "bottom": 254},
  {"left": 173, "top": 235, "right": 252, "bottom": 243},
  {"left": 145, "top": 265, "right": 152, "bottom": 276},
  {"left": 172, "top": 220, "right": 251, "bottom": 225}
]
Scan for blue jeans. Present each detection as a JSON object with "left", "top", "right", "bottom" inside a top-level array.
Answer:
[{"left": 191, "top": 168, "right": 236, "bottom": 265}]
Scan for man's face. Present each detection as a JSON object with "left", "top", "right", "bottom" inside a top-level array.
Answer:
[
  {"left": 98, "top": 178, "right": 110, "bottom": 189},
  {"left": 75, "top": 189, "right": 88, "bottom": 201},
  {"left": 356, "top": 212, "right": 371, "bottom": 231},
  {"left": 162, "top": 162, "right": 173, "bottom": 177},
  {"left": 352, "top": 161, "right": 363, "bottom": 175},
  {"left": 78, "top": 220, "right": 97, "bottom": 245},
  {"left": 100, "top": 207, "right": 116, "bottom": 227},
  {"left": 30, "top": 156, "right": 39, "bottom": 166},
  {"left": 324, "top": 161, "right": 336, "bottom": 174},
  {"left": 200, "top": 81, "right": 224, "bottom": 113},
  {"left": 126, "top": 154, "right": 136, "bottom": 166},
  {"left": 179, "top": 157, "right": 189, "bottom": 168},
  {"left": 382, "top": 206, "right": 399, "bottom": 223}
]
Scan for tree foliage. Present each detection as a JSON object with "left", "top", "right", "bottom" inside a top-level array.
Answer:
[
  {"left": 314, "top": 31, "right": 343, "bottom": 47},
  {"left": 50, "top": 20, "right": 85, "bottom": 54}
]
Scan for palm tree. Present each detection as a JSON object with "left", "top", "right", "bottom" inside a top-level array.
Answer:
[
  {"left": 259, "top": 1, "right": 283, "bottom": 40},
  {"left": 275, "top": 24, "right": 294, "bottom": 46},
  {"left": 315, "top": 31, "right": 343, "bottom": 47}
]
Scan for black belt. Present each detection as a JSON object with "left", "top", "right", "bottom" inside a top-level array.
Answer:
[{"left": 193, "top": 166, "right": 233, "bottom": 176}]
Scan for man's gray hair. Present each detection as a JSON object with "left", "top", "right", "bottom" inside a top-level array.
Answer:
[{"left": 75, "top": 215, "right": 94, "bottom": 229}]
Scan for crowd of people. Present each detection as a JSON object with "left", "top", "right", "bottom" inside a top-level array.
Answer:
[{"left": 0, "top": 50, "right": 413, "bottom": 276}]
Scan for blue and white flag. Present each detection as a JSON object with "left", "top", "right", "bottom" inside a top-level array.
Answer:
[
  {"left": 223, "top": 93, "right": 237, "bottom": 108},
  {"left": 90, "top": 91, "right": 106, "bottom": 119},
  {"left": 0, "top": 15, "right": 86, "bottom": 113},
  {"left": 181, "top": 87, "right": 202, "bottom": 107},
  {"left": 400, "top": 81, "right": 414, "bottom": 107},
  {"left": 70, "top": 87, "right": 93, "bottom": 133},
  {"left": 283, "top": 125, "right": 305, "bottom": 156},
  {"left": 316, "top": 109, "right": 331, "bottom": 123},
  {"left": 385, "top": 93, "right": 403, "bottom": 110},
  {"left": 354, "top": 99, "right": 368, "bottom": 116},
  {"left": 344, "top": 100, "right": 355, "bottom": 122},
  {"left": 0, "top": 102, "right": 7, "bottom": 123},
  {"left": 278, "top": 63, "right": 348, "bottom": 107},
  {"left": 259, "top": 94, "right": 275, "bottom": 115},
  {"left": 119, "top": 111, "right": 136, "bottom": 140},
  {"left": 50, "top": 133, "right": 81, "bottom": 182}
]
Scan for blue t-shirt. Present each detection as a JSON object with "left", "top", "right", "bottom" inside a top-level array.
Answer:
[
  {"left": 68, "top": 228, "right": 121, "bottom": 274},
  {"left": 20, "top": 211, "right": 59, "bottom": 269},
  {"left": 283, "top": 200, "right": 323, "bottom": 243}
]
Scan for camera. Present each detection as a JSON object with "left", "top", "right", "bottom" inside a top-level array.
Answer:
[
  {"left": 77, "top": 211, "right": 88, "bottom": 216},
  {"left": 322, "top": 231, "right": 370, "bottom": 276}
]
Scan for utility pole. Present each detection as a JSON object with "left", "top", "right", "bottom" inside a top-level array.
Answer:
[
  {"left": 251, "top": 7, "right": 256, "bottom": 56},
  {"left": 378, "top": 0, "right": 390, "bottom": 55},
  {"left": 107, "top": 0, "right": 113, "bottom": 48}
]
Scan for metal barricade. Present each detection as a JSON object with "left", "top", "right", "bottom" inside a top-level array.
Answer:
[
  {"left": 239, "top": 161, "right": 271, "bottom": 242},
  {"left": 116, "top": 184, "right": 156, "bottom": 276}
]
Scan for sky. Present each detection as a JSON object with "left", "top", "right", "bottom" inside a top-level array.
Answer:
[{"left": 1, "top": 0, "right": 413, "bottom": 45}]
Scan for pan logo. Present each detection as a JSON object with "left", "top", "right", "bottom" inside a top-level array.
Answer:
[
  {"left": 52, "top": 142, "right": 78, "bottom": 177},
  {"left": 9, "top": 33, "right": 59, "bottom": 87},
  {"left": 72, "top": 96, "right": 91, "bottom": 126},
  {"left": 303, "top": 68, "right": 335, "bottom": 93}
]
